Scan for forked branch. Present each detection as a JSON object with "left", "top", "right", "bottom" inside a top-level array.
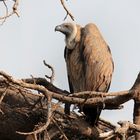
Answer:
[
  {"left": 0, "top": 0, "right": 19, "bottom": 23},
  {"left": 60, "top": 0, "right": 74, "bottom": 20}
]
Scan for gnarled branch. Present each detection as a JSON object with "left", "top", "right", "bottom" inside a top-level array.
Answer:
[{"left": 0, "top": 71, "right": 140, "bottom": 140}]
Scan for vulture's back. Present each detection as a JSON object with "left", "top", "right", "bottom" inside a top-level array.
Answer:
[{"left": 82, "top": 23, "right": 114, "bottom": 92}]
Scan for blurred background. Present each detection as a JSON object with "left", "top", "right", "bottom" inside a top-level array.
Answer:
[{"left": 0, "top": 0, "right": 140, "bottom": 124}]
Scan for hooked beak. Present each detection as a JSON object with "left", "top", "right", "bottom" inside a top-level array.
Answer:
[
  {"left": 55, "top": 24, "right": 70, "bottom": 35},
  {"left": 55, "top": 25, "right": 62, "bottom": 32}
]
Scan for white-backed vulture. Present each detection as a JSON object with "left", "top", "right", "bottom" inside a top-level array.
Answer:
[{"left": 55, "top": 22, "right": 114, "bottom": 126}]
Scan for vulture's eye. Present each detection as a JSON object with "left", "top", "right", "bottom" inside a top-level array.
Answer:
[{"left": 65, "top": 25, "right": 69, "bottom": 28}]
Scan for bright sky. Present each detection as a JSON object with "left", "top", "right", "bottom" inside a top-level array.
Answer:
[{"left": 0, "top": 0, "right": 140, "bottom": 124}]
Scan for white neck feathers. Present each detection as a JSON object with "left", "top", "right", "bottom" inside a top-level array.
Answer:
[{"left": 65, "top": 23, "right": 77, "bottom": 49}]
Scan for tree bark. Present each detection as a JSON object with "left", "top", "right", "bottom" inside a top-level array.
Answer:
[{"left": 0, "top": 71, "right": 140, "bottom": 140}]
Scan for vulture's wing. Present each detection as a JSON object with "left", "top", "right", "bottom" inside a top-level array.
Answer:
[
  {"left": 82, "top": 23, "right": 114, "bottom": 92},
  {"left": 82, "top": 24, "right": 114, "bottom": 125}
]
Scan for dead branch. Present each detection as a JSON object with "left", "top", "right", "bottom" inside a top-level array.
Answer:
[
  {"left": 43, "top": 60, "right": 55, "bottom": 84},
  {"left": 0, "top": 71, "right": 140, "bottom": 140},
  {"left": 0, "top": 71, "right": 136, "bottom": 109},
  {"left": 1, "top": 0, "right": 8, "bottom": 25},
  {"left": 0, "top": 0, "right": 75, "bottom": 24},
  {"left": 0, "top": 86, "right": 8, "bottom": 104},
  {"left": 99, "top": 121, "right": 140, "bottom": 139},
  {"left": 13, "top": 0, "right": 19, "bottom": 17},
  {"left": 0, "top": 0, "right": 19, "bottom": 22},
  {"left": 60, "top": 0, "right": 74, "bottom": 21},
  {"left": 52, "top": 118, "right": 69, "bottom": 140}
]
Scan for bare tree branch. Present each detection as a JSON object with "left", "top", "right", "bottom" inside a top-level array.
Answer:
[
  {"left": 60, "top": 0, "right": 74, "bottom": 21},
  {"left": 0, "top": 71, "right": 136, "bottom": 110},
  {"left": 0, "top": 71, "right": 140, "bottom": 139},
  {"left": 43, "top": 60, "right": 55, "bottom": 84},
  {"left": 0, "top": 0, "right": 19, "bottom": 22}
]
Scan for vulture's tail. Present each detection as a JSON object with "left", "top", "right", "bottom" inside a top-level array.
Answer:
[{"left": 83, "top": 105, "right": 101, "bottom": 126}]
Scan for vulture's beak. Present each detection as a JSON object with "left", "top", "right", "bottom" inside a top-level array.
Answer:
[
  {"left": 55, "top": 24, "right": 70, "bottom": 35},
  {"left": 55, "top": 25, "right": 62, "bottom": 32}
]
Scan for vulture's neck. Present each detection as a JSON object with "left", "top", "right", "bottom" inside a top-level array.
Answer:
[{"left": 65, "top": 25, "right": 81, "bottom": 50}]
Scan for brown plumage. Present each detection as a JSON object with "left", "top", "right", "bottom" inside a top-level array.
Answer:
[{"left": 55, "top": 22, "right": 114, "bottom": 125}]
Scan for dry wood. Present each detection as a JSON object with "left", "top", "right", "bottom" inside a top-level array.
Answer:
[
  {"left": 60, "top": 0, "right": 74, "bottom": 20},
  {"left": 0, "top": 0, "right": 19, "bottom": 23},
  {"left": 0, "top": 71, "right": 140, "bottom": 140}
]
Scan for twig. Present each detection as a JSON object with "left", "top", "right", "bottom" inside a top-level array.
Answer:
[
  {"left": 0, "top": 0, "right": 19, "bottom": 21},
  {"left": 52, "top": 118, "right": 69, "bottom": 140},
  {"left": 99, "top": 121, "right": 140, "bottom": 139},
  {"left": 44, "top": 130, "right": 51, "bottom": 140},
  {"left": 16, "top": 115, "right": 51, "bottom": 136},
  {"left": 99, "top": 118, "right": 117, "bottom": 129},
  {"left": 0, "top": 87, "right": 8, "bottom": 104},
  {"left": 99, "top": 130, "right": 115, "bottom": 139},
  {"left": 33, "top": 134, "right": 37, "bottom": 140},
  {"left": 0, "top": 12, "right": 14, "bottom": 20},
  {"left": 46, "top": 94, "right": 52, "bottom": 125},
  {"left": 43, "top": 60, "right": 55, "bottom": 84},
  {"left": 30, "top": 75, "right": 36, "bottom": 85},
  {"left": 30, "top": 97, "right": 43, "bottom": 110},
  {"left": 16, "top": 96, "right": 52, "bottom": 136},
  {"left": 15, "top": 86, "right": 36, "bottom": 106},
  {"left": 1, "top": 0, "right": 8, "bottom": 25},
  {"left": 60, "top": 0, "right": 74, "bottom": 21},
  {"left": 13, "top": 0, "right": 20, "bottom": 17},
  {"left": 118, "top": 121, "right": 140, "bottom": 133},
  {"left": 16, "top": 97, "right": 61, "bottom": 137}
]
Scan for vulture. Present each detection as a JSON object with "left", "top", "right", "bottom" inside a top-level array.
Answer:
[{"left": 55, "top": 22, "right": 114, "bottom": 126}]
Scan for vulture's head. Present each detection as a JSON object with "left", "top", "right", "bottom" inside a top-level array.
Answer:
[{"left": 55, "top": 22, "right": 78, "bottom": 49}]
